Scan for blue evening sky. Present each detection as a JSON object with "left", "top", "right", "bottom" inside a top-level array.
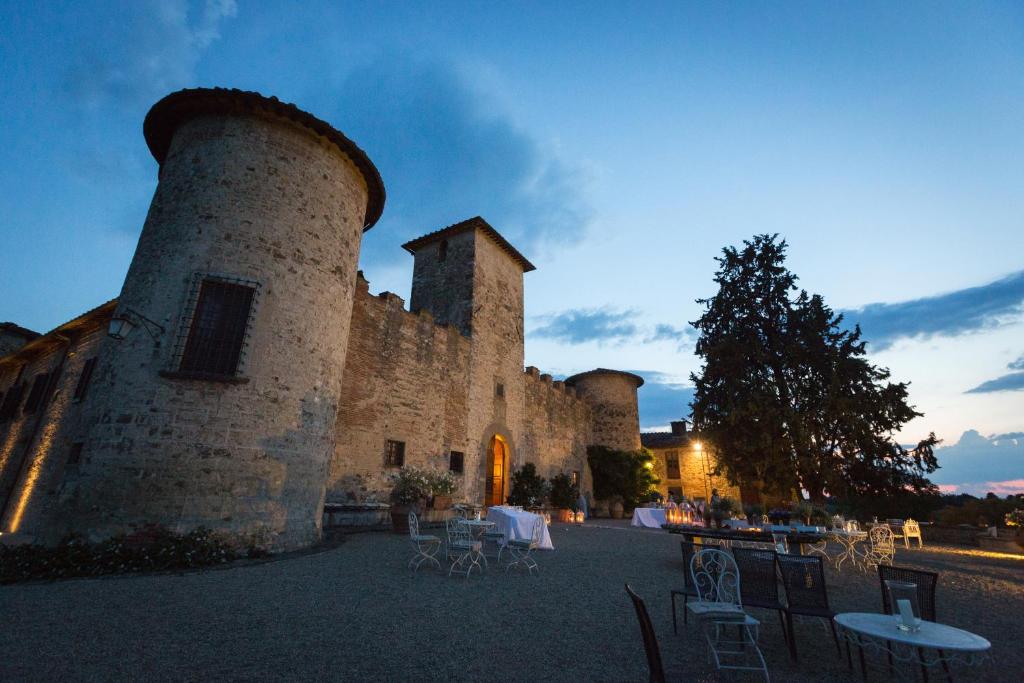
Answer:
[{"left": 1, "top": 1, "right": 1022, "bottom": 494}]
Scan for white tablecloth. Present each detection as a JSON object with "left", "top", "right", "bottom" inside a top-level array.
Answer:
[
  {"left": 485, "top": 507, "right": 554, "bottom": 550},
  {"left": 631, "top": 507, "right": 667, "bottom": 529}
]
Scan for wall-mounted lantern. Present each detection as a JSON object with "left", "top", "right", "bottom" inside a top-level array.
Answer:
[{"left": 108, "top": 307, "right": 165, "bottom": 346}]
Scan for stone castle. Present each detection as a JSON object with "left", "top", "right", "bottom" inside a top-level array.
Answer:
[{"left": 0, "top": 88, "right": 738, "bottom": 550}]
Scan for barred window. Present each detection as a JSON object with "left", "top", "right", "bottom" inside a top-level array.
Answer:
[
  {"left": 449, "top": 451, "right": 464, "bottom": 474},
  {"left": 176, "top": 277, "right": 258, "bottom": 379},
  {"left": 666, "top": 450, "right": 681, "bottom": 479},
  {"left": 0, "top": 383, "right": 25, "bottom": 421},
  {"left": 73, "top": 357, "right": 98, "bottom": 401},
  {"left": 22, "top": 372, "right": 52, "bottom": 414},
  {"left": 384, "top": 440, "right": 405, "bottom": 468}
]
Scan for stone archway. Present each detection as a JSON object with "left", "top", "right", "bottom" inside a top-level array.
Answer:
[{"left": 484, "top": 434, "right": 509, "bottom": 507}]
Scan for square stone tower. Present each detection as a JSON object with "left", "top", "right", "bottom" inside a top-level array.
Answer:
[{"left": 403, "top": 217, "right": 535, "bottom": 503}]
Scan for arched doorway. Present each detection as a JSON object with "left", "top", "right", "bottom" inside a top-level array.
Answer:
[{"left": 485, "top": 434, "right": 508, "bottom": 507}]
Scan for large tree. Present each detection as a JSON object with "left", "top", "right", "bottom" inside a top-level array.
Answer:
[{"left": 689, "top": 234, "right": 939, "bottom": 504}]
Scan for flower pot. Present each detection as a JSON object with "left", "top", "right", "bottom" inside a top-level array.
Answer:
[
  {"left": 610, "top": 500, "right": 624, "bottom": 519},
  {"left": 391, "top": 503, "right": 421, "bottom": 534},
  {"left": 432, "top": 495, "right": 452, "bottom": 511}
]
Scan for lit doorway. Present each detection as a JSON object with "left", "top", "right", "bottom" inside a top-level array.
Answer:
[{"left": 484, "top": 435, "right": 508, "bottom": 506}]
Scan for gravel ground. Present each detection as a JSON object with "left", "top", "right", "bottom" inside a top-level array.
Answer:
[{"left": 0, "top": 522, "right": 1020, "bottom": 682}]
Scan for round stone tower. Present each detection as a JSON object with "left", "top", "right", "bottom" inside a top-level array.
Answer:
[
  {"left": 68, "top": 88, "right": 385, "bottom": 550},
  {"left": 565, "top": 369, "right": 644, "bottom": 452}
]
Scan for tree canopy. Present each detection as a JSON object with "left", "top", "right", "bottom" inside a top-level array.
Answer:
[{"left": 689, "top": 234, "right": 939, "bottom": 503}]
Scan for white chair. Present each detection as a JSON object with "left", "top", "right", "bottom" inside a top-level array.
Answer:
[
  {"left": 445, "top": 517, "right": 483, "bottom": 578},
  {"left": 481, "top": 524, "right": 506, "bottom": 565},
  {"left": 860, "top": 525, "right": 895, "bottom": 570},
  {"left": 687, "top": 548, "right": 769, "bottom": 681},
  {"left": 407, "top": 512, "right": 441, "bottom": 573},
  {"left": 902, "top": 519, "right": 923, "bottom": 548},
  {"left": 505, "top": 516, "right": 543, "bottom": 575}
]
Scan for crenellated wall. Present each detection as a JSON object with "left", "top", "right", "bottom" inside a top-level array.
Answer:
[
  {"left": 520, "top": 367, "right": 594, "bottom": 497},
  {"left": 327, "top": 273, "right": 472, "bottom": 503}
]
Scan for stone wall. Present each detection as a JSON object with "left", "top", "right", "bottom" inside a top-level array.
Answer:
[
  {"left": 566, "top": 371, "right": 642, "bottom": 452},
  {"left": 0, "top": 322, "right": 107, "bottom": 542},
  {"left": 649, "top": 445, "right": 740, "bottom": 504},
  {"left": 64, "top": 94, "right": 376, "bottom": 551},
  {"left": 328, "top": 274, "right": 471, "bottom": 503},
  {"left": 520, "top": 368, "right": 593, "bottom": 495}
]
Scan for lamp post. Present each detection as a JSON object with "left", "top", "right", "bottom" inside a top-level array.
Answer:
[{"left": 107, "top": 307, "right": 165, "bottom": 346}]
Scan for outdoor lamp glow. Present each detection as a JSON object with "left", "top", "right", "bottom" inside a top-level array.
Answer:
[
  {"left": 574, "top": 510, "right": 585, "bottom": 525},
  {"left": 694, "top": 441, "right": 703, "bottom": 452}
]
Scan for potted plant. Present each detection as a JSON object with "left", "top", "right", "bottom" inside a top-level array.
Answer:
[
  {"left": 430, "top": 470, "right": 458, "bottom": 510},
  {"left": 550, "top": 472, "right": 579, "bottom": 523},
  {"left": 389, "top": 467, "right": 431, "bottom": 534},
  {"left": 609, "top": 495, "right": 625, "bottom": 520},
  {"left": 507, "top": 463, "right": 550, "bottom": 508}
]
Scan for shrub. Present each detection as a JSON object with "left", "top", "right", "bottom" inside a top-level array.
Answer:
[
  {"left": 389, "top": 466, "right": 432, "bottom": 505},
  {"left": 429, "top": 469, "right": 458, "bottom": 497},
  {"left": 0, "top": 526, "right": 238, "bottom": 584},
  {"left": 507, "top": 463, "right": 550, "bottom": 507},
  {"left": 586, "top": 446, "right": 660, "bottom": 508},
  {"left": 549, "top": 473, "right": 580, "bottom": 509}
]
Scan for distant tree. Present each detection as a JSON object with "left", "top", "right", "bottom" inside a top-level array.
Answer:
[
  {"left": 586, "top": 446, "right": 660, "bottom": 508},
  {"left": 689, "top": 234, "right": 939, "bottom": 504}
]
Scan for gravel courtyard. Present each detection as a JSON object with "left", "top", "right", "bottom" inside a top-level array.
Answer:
[{"left": 1, "top": 522, "right": 1020, "bottom": 681}]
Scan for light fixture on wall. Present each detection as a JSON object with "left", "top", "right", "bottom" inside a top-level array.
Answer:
[{"left": 108, "top": 307, "right": 165, "bottom": 346}]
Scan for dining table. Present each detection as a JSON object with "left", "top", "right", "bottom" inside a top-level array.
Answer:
[
  {"left": 830, "top": 529, "right": 868, "bottom": 571},
  {"left": 485, "top": 506, "right": 555, "bottom": 550},
  {"left": 630, "top": 507, "right": 668, "bottom": 529}
]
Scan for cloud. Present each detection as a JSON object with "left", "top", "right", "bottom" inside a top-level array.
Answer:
[
  {"left": 966, "top": 372, "right": 1024, "bottom": 394},
  {"left": 63, "top": 0, "right": 237, "bottom": 109},
  {"left": 842, "top": 270, "right": 1024, "bottom": 351},
  {"left": 530, "top": 308, "right": 692, "bottom": 348},
  {"left": 327, "top": 55, "right": 592, "bottom": 265},
  {"left": 531, "top": 308, "right": 638, "bottom": 345},
  {"left": 630, "top": 370, "right": 696, "bottom": 430},
  {"left": 966, "top": 354, "right": 1024, "bottom": 394},
  {"left": 930, "top": 430, "right": 1024, "bottom": 495}
]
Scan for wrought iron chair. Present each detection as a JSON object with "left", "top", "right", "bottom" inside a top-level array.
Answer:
[
  {"left": 670, "top": 541, "right": 700, "bottom": 632},
  {"left": 860, "top": 525, "right": 895, "bottom": 570},
  {"left": 776, "top": 554, "right": 841, "bottom": 661},
  {"left": 481, "top": 524, "right": 506, "bottom": 565},
  {"left": 407, "top": 512, "right": 441, "bottom": 573},
  {"left": 687, "top": 548, "right": 770, "bottom": 681},
  {"left": 505, "top": 515, "right": 543, "bottom": 575},
  {"left": 625, "top": 584, "right": 666, "bottom": 683},
  {"left": 902, "top": 519, "right": 924, "bottom": 548},
  {"left": 732, "top": 547, "right": 789, "bottom": 647},
  {"left": 445, "top": 516, "right": 483, "bottom": 578}
]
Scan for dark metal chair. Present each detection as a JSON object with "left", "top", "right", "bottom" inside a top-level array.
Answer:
[
  {"left": 731, "top": 547, "right": 790, "bottom": 647},
  {"left": 878, "top": 565, "right": 938, "bottom": 620},
  {"left": 776, "top": 553, "right": 841, "bottom": 661},
  {"left": 670, "top": 541, "right": 700, "bottom": 632},
  {"left": 626, "top": 584, "right": 666, "bottom": 683},
  {"left": 878, "top": 565, "right": 948, "bottom": 682}
]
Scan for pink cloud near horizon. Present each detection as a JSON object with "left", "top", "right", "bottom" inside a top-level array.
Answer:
[{"left": 939, "top": 479, "right": 1024, "bottom": 496}]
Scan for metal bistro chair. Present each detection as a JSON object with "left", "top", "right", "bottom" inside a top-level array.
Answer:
[
  {"left": 776, "top": 554, "right": 841, "bottom": 661},
  {"left": 687, "top": 548, "right": 770, "bottom": 681},
  {"left": 860, "top": 525, "right": 895, "bottom": 570},
  {"left": 902, "top": 519, "right": 924, "bottom": 548},
  {"left": 481, "top": 521, "right": 506, "bottom": 565},
  {"left": 670, "top": 541, "right": 700, "bottom": 632},
  {"left": 445, "top": 516, "right": 483, "bottom": 578},
  {"left": 506, "top": 515, "right": 543, "bottom": 575},
  {"left": 625, "top": 584, "right": 667, "bottom": 683},
  {"left": 407, "top": 512, "right": 441, "bottom": 573},
  {"left": 732, "top": 547, "right": 789, "bottom": 648}
]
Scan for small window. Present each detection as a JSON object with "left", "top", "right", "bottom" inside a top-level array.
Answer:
[
  {"left": 666, "top": 450, "right": 681, "bottom": 479},
  {"left": 668, "top": 486, "right": 683, "bottom": 500},
  {"left": 570, "top": 470, "right": 580, "bottom": 487},
  {"left": 177, "top": 277, "right": 257, "bottom": 378},
  {"left": 0, "top": 383, "right": 25, "bottom": 421},
  {"left": 22, "top": 372, "right": 52, "bottom": 414},
  {"left": 438, "top": 240, "right": 448, "bottom": 261},
  {"left": 384, "top": 440, "right": 405, "bottom": 468},
  {"left": 449, "top": 450, "right": 464, "bottom": 474},
  {"left": 73, "top": 357, "right": 98, "bottom": 401},
  {"left": 67, "top": 442, "right": 84, "bottom": 465},
  {"left": 495, "top": 382, "right": 504, "bottom": 398}
]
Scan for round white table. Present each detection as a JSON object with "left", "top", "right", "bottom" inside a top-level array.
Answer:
[{"left": 835, "top": 612, "right": 991, "bottom": 679}]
